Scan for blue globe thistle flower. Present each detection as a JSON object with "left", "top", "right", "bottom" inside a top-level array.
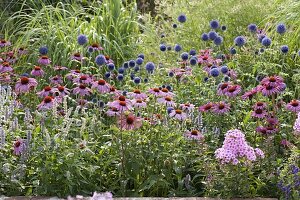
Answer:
[
  {"left": 210, "top": 20, "right": 219, "bottom": 29},
  {"left": 224, "top": 76, "right": 230, "bottom": 82},
  {"left": 160, "top": 44, "right": 167, "bottom": 52},
  {"left": 129, "top": 60, "right": 135, "bottom": 67},
  {"left": 104, "top": 72, "right": 111, "bottom": 78},
  {"left": 166, "top": 85, "right": 172, "bottom": 91},
  {"left": 145, "top": 62, "right": 155, "bottom": 73},
  {"left": 159, "top": 86, "right": 162, "bottom": 90},
  {"left": 123, "top": 62, "right": 129, "bottom": 69},
  {"left": 221, "top": 25, "right": 227, "bottom": 31},
  {"left": 189, "top": 49, "right": 196, "bottom": 56},
  {"left": 39, "top": 46, "right": 48, "bottom": 55},
  {"left": 134, "top": 66, "right": 140, "bottom": 72},
  {"left": 204, "top": 77, "right": 209, "bottom": 82},
  {"left": 167, "top": 107, "right": 174, "bottom": 114},
  {"left": 201, "top": 33, "right": 209, "bottom": 41},
  {"left": 260, "top": 48, "right": 265, "bottom": 53},
  {"left": 276, "top": 23, "right": 286, "bottom": 34},
  {"left": 21, "top": 73, "right": 30, "bottom": 77},
  {"left": 177, "top": 14, "right": 187, "bottom": 23},
  {"left": 208, "top": 31, "right": 218, "bottom": 40},
  {"left": 95, "top": 54, "right": 106, "bottom": 65},
  {"left": 117, "top": 74, "right": 124, "bottom": 81},
  {"left": 181, "top": 52, "right": 189, "bottom": 61},
  {"left": 298, "top": 50, "right": 300, "bottom": 56},
  {"left": 214, "top": 36, "right": 223, "bottom": 45},
  {"left": 144, "top": 78, "right": 148, "bottom": 83},
  {"left": 107, "top": 63, "right": 115, "bottom": 71},
  {"left": 118, "top": 67, "right": 125, "bottom": 74},
  {"left": 220, "top": 65, "right": 228, "bottom": 74},
  {"left": 190, "top": 57, "right": 197, "bottom": 66},
  {"left": 122, "top": 90, "right": 127, "bottom": 96},
  {"left": 77, "top": 34, "right": 88, "bottom": 45},
  {"left": 136, "top": 57, "right": 144, "bottom": 65},
  {"left": 280, "top": 45, "right": 289, "bottom": 54},
  {"left": 234, "top": 36, "right": 246, "bottom": 47},
  {"left": 161, "top": 33, "right": 166, "bottom": 38},
  {"left": 168, "top": 71, "right": 174, "bottom": 77},
  {"left": 174, "top": 44, "right": 182, "bottom": 52},
  {"left": 98, "top": 100, "right": 105, "bottom": 108},
  {"left": 161, "top": 84, "right": 166, "bottom": 88},
  {"left": 167, "top": 46, "right": 172, "bottom": 51},
  {"left": 137, "top": 53, "right": 144, "bottom": 59},
  {"left": 211, "top": 65, "right": 218, "bottom": 69},
  {"left": 130, "top": 73, "right": 135, "bottom": 80},
  {"left": 230, "top": 47, "right": 237, "bottom": 55},
  {"left": 172, "top": 23, "right": 178, "bottom": 28},
  {"left": 258, "top": 35, "right": 266, "bottom": 43},
  {"left": 133, "top": 77, "right": 141, "bottom": 84},
  {"left": 88, "top": 46, "right": 94, "bottom": 53},
  {"left": 248, "top": 24, "right": 257, "bottom": 32},
  {"left": 210, "top": 68, "right": 220, "bottom": 77},
  {"left": 92, "top": 98, "right": 98, "bottom": 104},
  {"left": 261, "top": 37, "right": 271, "bottom": 47}
]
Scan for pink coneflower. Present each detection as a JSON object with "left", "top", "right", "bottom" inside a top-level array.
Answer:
[
  {"left": 91, "top": 79, "right": 111, "bottom": 93},
  {"left": 259, "top": 84, "right": 280, "bottom": 96},
  {"left": 261, "top": 75, "right": 284, "bottom": 86},
  {"left": 89, "top": 43, "right": 104, "bottom": 51},
  {"left": 160, "top": 88, "right": 175, "bottom": 97},
  {"left": 104, "top": 55, "right": 114, "bottom": 64},
  {"left": 118, "top": 114, "right": 142, "bottom": 130},
  {"left": 109, "top": 86, "right": 122, "bottom": 97},
  {"left": 157, "top": 96, "right": 176, "bottom": 107},
  {"left": 18, "top": 47, "right": 28, "bottom": 55},
  {"left": 259, "top": 76, "right": 286, "bottom": 96},
  {"left": 280, "top": 139, "right": 291, "bottom": 148},
  {"left": 256, "top": 126, "right": 267, "bottom": 135},
  {"left": 106, "top": 107, "right": 120, "bottom": 117},
  {"left": 109, "top": 100, "right": 132, "bottom": 112},
  {"left": 37, "top": 86, "right": 53, "bottom": 97},
  {"left": 180, "top": 103, "right": 195, "bottom": 112},
  {"left": 199, "top": 102, "right": 213, "bottom": 113},
  {"left": 286, "top": 99, "right": 300, "bottom": 113},
  {"left": 73, "top": 84, "right": 91, "bottom": 96},
  {"left": 77, "top": 99, "right": 89, "bottom": 107},
  {"left": 0, "top": 39, "right": 11, "bottom": 47},
  {"left": 148, "top": 87, "right": 162, "bottom": 97},
  {"left": 0, "top": 62, "right": 13, "bottom": 73},
  {"left": 54, "top": 65, "right": 68, "bottom": 71},
  {"left": 73, "top": 75, "right": 93, "bottom": 85},
  {"left": 50, "top": 75, "right": 63, "bottom": 85},
  {"left": 132, "top": 99, "right": 147, "bottom": 109},
  {"left": 225, "top": 85, "right": 241, "bottom": 97},
  {"left": 0, "top": 73, "right": 12, "bottom": 83},
  {"left": 71, "top": 52, "right": 83, "bottom": 61},
  {"left": 54, "top": 85, "right": 70, "bottom": 96},
  {"left": 38, "top": 55, "right": 51, "bottom": 65},
  {"left": 184, "top": 130, "right": 204, "bottom": 141},
  {"left": 13, "top": 138, "right": 26, "bottom": 156},
  {"left": 15, "top": 77, "right": 38, "bottom": 94},
  {"left": 265, "top": 126, "right": 279, "bottom": 134},
  {"left": 169, "top": 109, "right": 187, "bottom": 121},
  {"left": 241, "top": 88, "right": 258, "bottom": 100},
  {"left": 217, "top": 83, "right": 230, "bottom": 95},
  {"left": 212, "top": 102, "right": 230, "bottom": 114},
  {"left": 266, "top": 115, "right": 279, "bottom": 126},
  {"left": 127, "top": 89, "right": 148, "bottom": 100},
  {"left": 31, "top": 66, "right": 45, "bottom": 77},
  {"left": 251, "top": 109, "right": 267, "bottom": 118},
  {"left": 37, "top": 96, "right": 55, "bottom": 111},
  {"left": 253, "top": 102, "right": 267, "bottom": 110},
  {"left": 66, "top": 69, "right": 81, "bottom": 80}
]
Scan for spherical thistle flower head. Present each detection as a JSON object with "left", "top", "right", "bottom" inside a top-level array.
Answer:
[
  {"left": 167, "top": 46, "right": 172, "bottom": 51},
  {"left": 214, "top": 36, "right": 223, "bottom": 46},
  {"left": 177, "top": 14, "right": 187, "bottom": 23},
  {"left": 221, "top": 25, "right": 227, "bottom": 31},
  {"left": 160, "top": 44, "right": 167, "bottom": 52},
  {"left": 220, "top": 65, "right": 228, "bottom": 74},
  {"left": 234, "top": 36, "right": 246, "bottom": 47},
  {"left": 280, "top": 45, "right": 289, "bottom": 54},
  {"left": 107, "top": 63, "right": 115, "bottom": 71},
  {"left": 276, "top": 23, "right": 286, "bottom": 34},
  {"left": 117, "top": 74, "right": 124, "bottom": 81},
  {"left": 133, "top": 77, "right": 141, "bottom": 84},
  {"left": 129, "top": 60, "right": 136, "bottom": 68},
  {"left": 208, "top": 31, "right": 218, "bottom": 40},
  {"left": 189, "top": 49, "right": 196, "bottom": 56},
  {"left": 174, "top": 44, "right": 182, "bottom": 52},
  {"left": 166, "top": 85, "right": 172, "bottom": 91},
  {"left": 137, "top": 53, "right": 144, "bottom": 59},
  {"left": 123, "top": 62, "right": 129, "bottom": 69},
  {"left": 210, "top": 68, "right": 220, "bottom": 77},
  {"left": 172, "top": 23, "right": 178, "bottom": 28},
  {"left": 261, "top": 37, "right": 272, "bottom": 47},
  {"left": 201, "top": 33, "right": 209, "bottom": 41},
  {"left": 181, "top": 52, "right": 189, "bottom": 61},
  {"left": 210, "top": 20, "right": 220, "bottom": 29},
  {"left": 118, "top": 67, "right": 125, "bottom": 74},
  {"left": 167, "top": 107, "right": 174, "bottom": 114},
  {"left": 95, "top": 54, "right": 106, "bottom": 66},
  {"left": 258, "top": 34, "right": 266, "bottom": 43},
  {"left": 134, "top": 66, "right": 140, "bottom": 72},
  {"left": 136, "top": 57, "right": 144, "bottom": 65},
  {"left": 230, "top": 47, "right": 237, "bottom": 55},
  {"left": 39, "top": 46, "right": 48, "bottom": 55},
  {"left": 77, "top": 34, "right": 88, "bottom": 45},
  {"left": 168, "top": 71, "right": 174, "bottom": 77},
  {"left": 248, "top": 23, "right": 257, "bottom": 32},
  {"left": 190, "top": 57, "right": 197, "bottom": 66}
]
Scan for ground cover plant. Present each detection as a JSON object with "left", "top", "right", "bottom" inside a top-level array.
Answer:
[{"left": 0, "top": 0, "right": 299, "bottom": 199}]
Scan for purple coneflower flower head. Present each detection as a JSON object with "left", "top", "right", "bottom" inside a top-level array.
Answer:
[
  {"left": 132, "top": 99, "right": 147, "bottom": 109},
  {"left": 73, "top": 84, "right": 91, "bottom": 96},
  {"left": 108, "top": 99, "right": 132, "bottom": 113},
  {"left": 77, "top": 34, "right": 88, "bottom": 45},
  {"left": 259, "top": 75, "right": 285, "bottom": 96},
  {"left": 293, "top": 112, "right": 300, "bottom": 135},
  {"left": 71, "top": 52, "right": 83, "bottom": 61},
  {"left": 169, "top": 109, "right": 187, "bottom": 121},
  {"left": 212, "top": 102, "right": 230, "bottom": 114},
  {"left": 0, "top": 62, "right": 13, "bottom": 73},
  {"left": 180, "top": 103, "right": 195, "bottom": 112},
  {"left": 18, "top": 47, "right": 28, "bottom": 55},
  {"left": 50, "top": 75, "right": 63, "bottom": 85},
  {"left": 54, "top": 65, "right": 68, "bottom": 71},
  {"left": 184, "top": 130, "right": 204, "bottom": 141},
  {"left": 89, "top": 43, "right": 104, "bottom": 51},
  {"left": 73, "top": 75, "right": 93, "bottom": 85},
  {"left": 199, "top": 102, "right": 213, "bottom": 113},
  {"left": 91, "top": 191, "right": 113, "bottom": 200},
  {"left": 13, "top": 138, "right": 26, "bottom": 156},
  {"left": 66, "top": 69, "right": 81, "bottom": 80},
  {"left": 31, "top": 66, "right": 45, "bottom": 77},
  {"left": 127, "top": 89, "right": 148, "bottom": 100},
  {"left": 54, "top": 86, "right": 70, "bottom": 97},
  {"left": 251, "top": 108, "right": 267, "bottom": 118},
  {"left": 38, "top": 55, "right": 51, "bottom": 65},
  {"left": 148, "top": 87, "right": 162, "bottom": 97},
  {"left": 241, "top": 87, "right": 258, "bottom": 100},
  {"left": 92, "top": 79, "right": 111, "bottom": 94},
  {"left": 15, "top": 77, "right": 38, "bottom": 94},
  {"left": 280, "top": 139, "right": 291, "bottom": 148},
  {"left": 0, "top": 39, "right": 11, "bottom": 47},
  {"left": 160, "top": 88, "right": 175, "bottom": 97},
  {"left": 217, "top": 83, "right": 230, "bottom": 95},
  {"left": 157, "top": 96, "right": 176, "bottom": 107},
  {"left": 106, "top": 107, "right": 120, "bottom": 117},
  {"left": 253, "top": 101, "right": 267, "bottom": 110},
  {"left": 224, "top": 85, "right": 241, "bottom": 97},
  {"left": 37, "top": 86, "right": 54, "bottom": 98},
  {"left": 118, "top": 114, "right": 142, "bottom": 130},
  {"left": 286, "top": 99, "right": 300, "bottom": 113},
  {"left": 37, "top": 96, "right": 55, "bottom": 111}
]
